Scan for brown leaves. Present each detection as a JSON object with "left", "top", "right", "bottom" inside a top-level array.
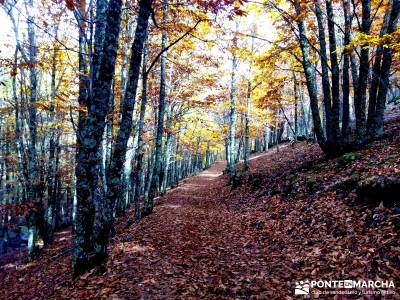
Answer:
[
  {"left": 65, "top": 0, "right": 74, "bottom": 10},
  {"left": 2, "top": 114, "right": 400, "bottom": 298},
  {"left": 64, "top": 0, "right": 87, "bottom": 11}
]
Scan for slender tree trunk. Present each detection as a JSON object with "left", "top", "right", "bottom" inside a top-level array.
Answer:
[
  {"left": 264, "top": 127, "right": 269, "bottom": 151},
  {"left": 144, "top": 148, "right": 155, "bottom": 203},
  {"left": 13, "top": 48, "right": 27, "bottom": 203},
  {"left": 104, "top": 90, "right": 114, "bottom": 190},
  {"left": 26, "top": 0, "right": 37, "bottom": 203},
  {"left": 354, "top": 0, "right": 371, "bottom": 144},
  {"left": 326, "top": 0, "right": 341, "bottom": 140},
  {"left": 236, "top": 120, "right": 243, "bottom": 163},
  {"left": 161, "top": 107, "right": 173, "bottom": 194},
  {"left": 373, "top": 0, "right": 400, "bottom": 137},
  {"left": 228, "top": 21, "right": 239, "bottom": 183},
  {"left": 243, "top": 77, "right": 251, "bottom": 171},
  {"left": 342, "top": 0, "right": 351, "bottom": 137},
  {"left": 145, "top": 0, "right": 169, "bottom": 215},
  {"left": 24, "top": 0, "right": 41, "bottom": 260},
  {"left": 120, "top": 12, "right": 132, "bottom": 96},
  {"left": 314, "top": 0, "right": 333, "bottom": 141},
  {"left": 133, "top": 37, "right": 149, "bottom": 223},
  {"left": 172, "top": 135, "right": 180, "bottom": 188},
  {"left": 294, "top": 0, "right": 327, "bottom": 153},
  {"left": 45, "top": 27, "right": 61, "bottom": 245},
  {"left": 366, "top": 7, "right": 391, "bottom": 135},
  {"left": 275, "top": 113, "right": 280, "bottom": 153},
  {"left": 293, "top": 71, "right": 298, "bottom": 141},
  {"left": 244, "top": 33, "right": 254, "bottom": 171}
]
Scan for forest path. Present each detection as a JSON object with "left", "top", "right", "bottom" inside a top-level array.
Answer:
[
  {"left": 58, "top": 154, "right": 276, "bottom": 299},
  {"left": 3, "top": 109, "right": 400, "bottom": 299}
]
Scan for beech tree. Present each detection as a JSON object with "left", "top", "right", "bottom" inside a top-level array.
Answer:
[{"left": 0, "top": 0, "right": 398, "bottom": 279}]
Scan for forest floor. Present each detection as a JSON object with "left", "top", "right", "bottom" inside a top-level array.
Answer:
[{"left": 1, "top": 107, "right": 400, "bottom": 299}]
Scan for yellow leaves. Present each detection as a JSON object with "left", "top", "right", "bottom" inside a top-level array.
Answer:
[
  {"left": 237, "top": 104, "right": 246, "bottom": 114},
  {"left": 178, "top": 109, "right": 224, "bottom": 152},
  {"left": 236, "top": 47, "right": 253, "bottom": 60},
  {"left": 244, "top": 2, "right": 265, "bottom": 15},
  {"left": 309, "top": 56, "right": 319, "bottom": 64},
  {"left": 349, "top": 31, "right": 400, "bottom": 50},
  {"left": 197, "top": 21, "right": 211, "bottom": 36}
]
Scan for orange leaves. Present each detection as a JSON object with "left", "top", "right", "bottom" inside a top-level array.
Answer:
[{"left": 0, "top": 203, "right": 40, "bottom": 220}]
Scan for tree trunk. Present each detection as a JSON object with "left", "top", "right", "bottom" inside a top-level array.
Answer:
[
  {"left": 133, "top": 37, "right": 149, "bottom": 223},
  {"left": 45, "top": 28, "right": 61, "bottom": 244},
  {"left": 73, "top": 0, "right": 123, "bottom": 277},
  {"left": 354, "top": 0, "right": 371, "bottom": 144},
  {"left": 145, "top": 0, "right": 169, "bottom": 215},
  {"left": 341, "top": 0, "right": 351, "bottom": 137},
  {"left": 90, "top": 0, "right": 108, "bottom": 87},
  {"left": 366, "top": 7, "right": 391, "bottom": 135},
  {"left": 95, "top": 0, "right": 152, "bottom": 262},
  {"left": 171, "top": 135, "right": 180, "bottom": 188},
  {"left": 293, "top": 72, "right": 299, "bottom": 141},
  {"left": 294, "top": 0, "right": 327, "bottom": 153},
  {"left": 314, "top": 0, "right": 332, "bottom": 141},
  {"left": 244, "top": 32, "right": 254, "bottom": 171},
  {"left": 161, "top": 107, "right": 173, "bottom": 194},
  {"left": 25, "top": 0, "right": 40, "bottom": 260},
  {"left": 373, "top": 0, "right": 400, "bottom": 137},
  {"left": 325, "top": 0, "right": 341, "bottom": 140},
  {"left": 227, "top": 21, "right": 239, "bottom": 183}
]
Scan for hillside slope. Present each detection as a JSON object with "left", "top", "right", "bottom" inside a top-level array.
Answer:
[{"left": 1, "top": 108, "right": 399, "bottom": 299}]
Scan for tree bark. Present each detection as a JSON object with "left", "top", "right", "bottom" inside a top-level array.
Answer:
[
  {"left": 293, "top": 71, "right": 299, "bottom": 141},
  {"left": 244, "top": 32, "right": 254, "bottom": 171},
  {"left": 373, "top": 0, "right": 400, "bottom": 137},
  {"left": 95, "top": 0, "right": 153, "bottom": 262},
  {"left": 325, "top": 0, "right": 341, "bottom": 140},
  {"left": 145, "top": 0, "right": 169, "bottom": 215},
  {"left": 367, "top": 10, "right": 389, "bottom": 134},
  {"left": 133, "top": 37, "right": 149, "bottom": 223},
  {"left": 294, "top": 0, "right": 327, "bottom": 153},
  {"left": 342, "top": 0, "right": 351, "bottom": 137},
  {"left": 161, "top": 106, "right": 174, "bottom": 194},
  {"left": 354, "top": 0, "right": 371, "bottom": 144},
  {"left": 227, "top": 21, "right": 239, "bottom": 183},
  {"left": 314, "top": 0, "right": 332, "bottom": 140},
  {"left": 46, "top": 33, "right": 59, "bottom": 244},
  {"left": 73, "top": 0, "right": 123, "bottom": 277}
]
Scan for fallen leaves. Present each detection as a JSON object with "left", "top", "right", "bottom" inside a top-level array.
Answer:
[{"left": 1, "top": 113, "right": 400, "bottom": 299}]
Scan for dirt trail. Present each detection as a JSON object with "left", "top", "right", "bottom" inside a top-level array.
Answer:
[
  {"left": 1, "top": 153, "right": 279, "bottom": 300},
  {"left": 2, "top": 116, "right": 400, "bottom": 299},
  {"left": 53, "top": 159, "right": 276, "bottom": 299}
]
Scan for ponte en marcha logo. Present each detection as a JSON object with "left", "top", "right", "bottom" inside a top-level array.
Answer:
[{"left": 294, "top": 279, "right": 396, "bottom": 296}]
